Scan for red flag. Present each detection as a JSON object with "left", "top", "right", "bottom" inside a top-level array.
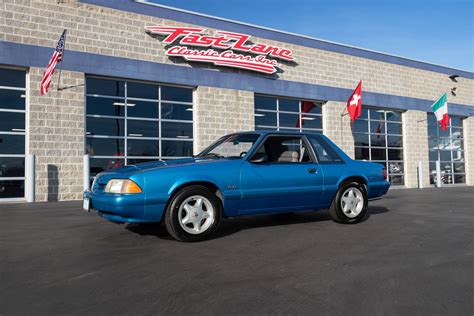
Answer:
[
  {"left": 296, "top": 101, "right": 316, "bottom": 128},
  {"left": 347, "top": 80, "right": 362, "bottom": 121}
]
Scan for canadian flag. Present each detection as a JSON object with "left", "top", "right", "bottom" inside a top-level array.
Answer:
[{"left": 347, "top": 80, "right": 362, "bottom": 121}]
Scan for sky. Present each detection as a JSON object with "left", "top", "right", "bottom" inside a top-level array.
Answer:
[{"left": 149, "top": 0, "right": 474, "bottom": 72}]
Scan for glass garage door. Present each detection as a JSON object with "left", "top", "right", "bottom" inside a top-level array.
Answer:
[
  {"left": 85, "top": 77, "right": 194, "bottom": 178},
  {"left": 0, "top": 68, "right": 26, "bottom": 199}
]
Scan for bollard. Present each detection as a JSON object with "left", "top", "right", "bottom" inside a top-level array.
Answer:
[
  {"left": 26, "top": 154, "right": 35, "bottom": 202},
  {"left": 436, "top": 160, "right": 442, "bottom": 188},
  {"left": 83, "top": 154, "right": 90, "bottom": 192},
  {"left": 418, "top": 161, "right": 424, "bottom": 189}
]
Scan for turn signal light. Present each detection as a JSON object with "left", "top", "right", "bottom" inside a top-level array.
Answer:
[
  {"left": 105, "top": 179, "right": 143, "bottom": 194},
  {"left": 382, "top": 168, "right": 388, "bottom": 180}
]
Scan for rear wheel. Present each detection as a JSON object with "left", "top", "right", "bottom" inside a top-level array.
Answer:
[
  {"left": 329, "top": 181, "right": 367, "bottom": 223},
  {"left": 165, "top": 186, "right": 221, "bottom": 242}
]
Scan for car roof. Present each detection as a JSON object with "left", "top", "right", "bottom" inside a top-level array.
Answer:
[{"left": 232, "top": 130, "right": 322, "bottom": 137}]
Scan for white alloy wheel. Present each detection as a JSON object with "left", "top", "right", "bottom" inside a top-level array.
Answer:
[
  {"left": 340, "top": 187, "right": 364, "bottom": 218},
  {"left": 178, "top": 195, "right": 215, "bottom": 234}
]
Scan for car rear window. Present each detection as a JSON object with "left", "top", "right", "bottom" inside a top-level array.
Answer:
[{"left": 308, "top": 135, "right": 343, "bottom": 163}]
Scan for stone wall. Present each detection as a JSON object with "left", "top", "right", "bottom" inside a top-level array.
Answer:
[
  {"left": 194, "top": 86, "right": 254, "bottom": 152},
  {"left": 28, "top": 67, "right": 84, "bottom": 201},
  {"left": 322, "top": 101, "right": 354, "bottom": 158}
]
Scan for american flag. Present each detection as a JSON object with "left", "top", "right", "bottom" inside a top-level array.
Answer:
[{"left": 40, "top": 29, "right": 66, "bottom": 95}]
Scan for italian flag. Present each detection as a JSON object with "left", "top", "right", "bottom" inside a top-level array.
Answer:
[{"left": 431, "top": 93, "right": 449, "bottom": 131}]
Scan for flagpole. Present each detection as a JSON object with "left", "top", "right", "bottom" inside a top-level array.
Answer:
[{"left": 56, "top": 29, "right": 67, "bottom": 92}]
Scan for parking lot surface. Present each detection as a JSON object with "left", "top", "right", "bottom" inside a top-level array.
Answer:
[{"left": 0, "top": 187, "right": 473, "bottom": 315}]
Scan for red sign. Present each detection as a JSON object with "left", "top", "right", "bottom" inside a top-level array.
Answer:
[{"left": 145, "top": 26, "right": 295, "bottom": 74}]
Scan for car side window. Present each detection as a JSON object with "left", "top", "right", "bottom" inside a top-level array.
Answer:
[
  {"left": 253, "top": 136, "right": 312, "bottom": 163},
  {"left": 308, "top": 135, "right": 343, "bottom": 163}
]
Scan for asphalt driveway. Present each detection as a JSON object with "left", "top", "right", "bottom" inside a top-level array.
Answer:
[{"left": 0, "top": 187, "right": 473, "bottom": 315}]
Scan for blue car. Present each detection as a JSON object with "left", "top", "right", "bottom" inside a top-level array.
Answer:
[{"left": 84, "top": 131, "right": 390, "bottom": 241}]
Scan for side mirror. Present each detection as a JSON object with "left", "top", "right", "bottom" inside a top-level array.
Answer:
[{"left": 250, "top": 153, "right": 267, "bottom": 163}]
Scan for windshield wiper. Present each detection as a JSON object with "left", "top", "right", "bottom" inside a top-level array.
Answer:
[{"left": 197, "top": 153, "right": 224, "bottom": 159}]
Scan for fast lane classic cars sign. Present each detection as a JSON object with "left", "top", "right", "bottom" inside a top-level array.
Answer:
[{"left": 145, "top": 26, "right": 295, "bottom": 74}]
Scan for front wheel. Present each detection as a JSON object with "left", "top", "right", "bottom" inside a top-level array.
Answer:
[
  {"left": 329, "top": 182, "right": 368, "bottom": 223},
  {"left": 164, "top": 186, "right": 221, "bottom": 242}
]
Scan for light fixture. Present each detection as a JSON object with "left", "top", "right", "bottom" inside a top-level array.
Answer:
[
  {"left": 185, "top": 108, "right": 193, "bottom": 111},
  {"left": 302, "top": 117, "right": 315, "bottom": 120},
  {"left": 176, "top": 135, "right": 190, "bottom": 139},
  {"left": 11, "top": 128, "right": 25, "bottom": 132},
  {"left": 128, "top": 133, "right": 143, "bottom": 137},
  {"left": 113, "top": 102, "right": 135, "bottom": 107},
  {"left": 254, "top": 113, "right": 265, "bottom": 117}
]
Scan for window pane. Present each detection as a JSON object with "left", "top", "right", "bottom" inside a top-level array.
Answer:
[
  {"left": 429, "top": 150, "right": 438, "bottom": 161},
  {"left": 302, "top": 102, "right": 321, "bottom": 115},
  {"left": 427, "top": 114, "right": 438, "bottom": 126},
  {"left": 386, "top": 111, "right": 402, "bottom": 122},
  {"left": 127, "top": 139, "right": 159, "bottom": 156},
  {"left": 86, "top": 117, "right": 124, "bottom": 137},
  {"left": 278, "top": 98, "right": 299, "bottom": 112},
  {"left": 371, "top": 148, "right": 386, "bottom": 160},
  {"left": 161, "top": 86, "right": 192, "bottom": 102},
  {"left": 450, "top": 117, "right": 462, "bottom": 127},
  {"left": 255, "top": 110, "right": 277, "bottom": 127},
  {"left": 427, "top": 125, "right": 438, "bottom": 138},
  {"left": 127, "top": 158, "right": 160, "bottom": 165},
  {"left": 0, "top": 157, "right": 24, "bottom": 177},
  {"left": 127, "top": 120, "right": 159, "bottom": 138},
  {"left": 438, "top": 127, "right": 450, "bottom": 137},
  {"left": 439, "top": 150, "right": 451, "bottom": 161},
  {"left": 387, "top": 135, "right": 402, "bottom": 148},
  {"left": 255, "top": 95, "right": 276, "bottom": 111},
  {"left": 162, "top": 140, "right": 193, "bottom": 157},
  {"left": 355, "top": 147, "right": 369, "bottom": 160},
  {"left": 453, "top": 163, "right": 465, "bottom": 173},
  {"left": 370, "top": 134, "right": 386, "bottom": 147},
  {"left": 0, "top": 89, "right": 25, "bottom": 110},
  {"left": 359, "top": 108, "right": 368, "bottom": 120},
  {"left": 90, "top": 158, "right": 124, "bottom": 176},
  {"left": 353, "top": 120, "right": 368, "bottom": 133},
  {"left": 370, "top": 121, "right": 385, "bottom": 134},
  {"left": 86, "top": 138, "right": 124, "bottom": 157},
  {"left": 369, "top": 109, "right": 385, "bottom": 121},
  {"left": 454, "top": 174, "right": 466, "bottom": 184},
  {"left": 0, "top": 180, "right": 24, "bottom": 198},
  {"left": 161, "top": 103, "right": 193, "bottom": 121},
  {"left": 387, "top": 122, "right": 402, "bottom": 135},
  {"left": 428, "top": 137, "right": 438, "bottom": 149},
  {"left": 161, "top": 121, "right": 193, "bottom": 138},
  {"left": 438, "top": 138, "right": 451, "bottom": 150},
  {"left": 0, "top": 134, "right": 24, "bottom": 154},
  {"left": 388, "top": 161, "right": 404, "bottom": 174},
  {"left": 389, "top": 175, "right": 404, "bottom": 185},
  {"left": 452, "top": 150, "right": 464, "bottom": 162},
  {"left": 0, "top": 112, "right": 25, "bottom": 132},
  {"left": 127, "top": 101, "right": 158, "bottom": 119},
  {"left": 0, "top": 69, "right": 25, "bottom": 88},
  {"left": 127, "top": 82, "right": 158, "bottom": 100},
  {"left": 86, "top": 78, "right": 125, "bottom": 97},
  {"left": 86, "top": 96, "right": 125, "bottom": 117},
  {"left": 279, "top": 112, "right": 299, "bottom": 128},
  {"left": 300, "top": 115, "right": 322, "bottom": 130},
  {"left": 354, "top": 133, "right": 369, "bottom": 147},
  {"left": 388, "top": 149, "right": 403, "bottom": 160},
  {"left": 451, "top": 127, "right": 463, "bottom": 139}
]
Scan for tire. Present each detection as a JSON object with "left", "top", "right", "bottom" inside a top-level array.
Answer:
[
  {"left": 164, "top": 185, "right": 222, "bottom": 242},
  {"left": 329, "top": 181, "right": 368, "bottom": 224}
]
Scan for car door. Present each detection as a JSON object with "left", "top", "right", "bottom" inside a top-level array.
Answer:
[{"left": 239, "top": 135, "right": 325, "bottom": 214}]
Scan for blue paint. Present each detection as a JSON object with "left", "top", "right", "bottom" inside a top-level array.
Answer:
[
  {"left": 79, "top": 0, "right": 474, "bottom": 80},
  {"left": 0, "top": 40, "right": 472, "bottom": 116},
  {"left": 84, "top": 131, "right": 390, "bottom": 229}
]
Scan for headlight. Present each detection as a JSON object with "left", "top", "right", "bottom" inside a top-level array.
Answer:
[{"left": 105, "top": 179, "right": 142, "bottom": 194}]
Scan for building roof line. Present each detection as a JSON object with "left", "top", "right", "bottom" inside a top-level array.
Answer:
[{"left": 134, "top": 0, "right": 474, "bottom": 76}]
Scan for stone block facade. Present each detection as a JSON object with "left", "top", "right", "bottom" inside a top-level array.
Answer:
[
  {"left": 402, "top": 111, "right": 430, "bottom": 188},
  {"left": 194, "top": 87, "right": 254, "bottom": 152},
  {"left": 322, "top": 101, "right": 354, "bottom": 158},
  {"left": 28, "top": 67, "right": 85, "bottom": 201}
]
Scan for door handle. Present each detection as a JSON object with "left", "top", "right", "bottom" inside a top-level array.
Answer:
[{"left": 308, "top": 167, "right": 317, "bottom": 173}]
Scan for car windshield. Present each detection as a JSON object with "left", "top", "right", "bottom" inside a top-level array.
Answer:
[{"left": 197, "top": 133, "right": 261, "bottom": 159}]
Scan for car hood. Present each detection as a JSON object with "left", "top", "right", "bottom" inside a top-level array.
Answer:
[{"left": 100, "top": 157, "right": 237, "bottom": 176}]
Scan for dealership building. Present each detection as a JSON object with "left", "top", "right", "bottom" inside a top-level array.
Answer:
[{"left": 0, "top": 0, "right": 473, "bottom": 202}]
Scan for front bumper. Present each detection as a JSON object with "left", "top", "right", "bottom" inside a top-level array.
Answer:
[{"left": 84, "top": 190, "right": 161, "bottom": 223}]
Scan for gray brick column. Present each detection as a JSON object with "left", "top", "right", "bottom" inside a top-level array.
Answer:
[
  {"left": 463, "top": 116, "right": 474, "bottom": 186},
  {"left": 402, "top": 110, "right": 430, "bottom": 188},
  {"left": 194, "top": 87, "right": 254, "bottom": 153},
  {"left": 29, "top": 68, "right": 85, "bottom": 201},
  {"left": 323, "top": 101, "right": 354, "bottom": 158}
]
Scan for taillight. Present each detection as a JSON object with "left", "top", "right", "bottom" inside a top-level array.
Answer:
[{"left": 382, "top": 168, "right": 388, "bottom": 180}]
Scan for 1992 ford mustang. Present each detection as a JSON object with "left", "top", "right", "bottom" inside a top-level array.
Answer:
[{"left": 84, "top": 131, "right": 390, "bottom": 241}]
